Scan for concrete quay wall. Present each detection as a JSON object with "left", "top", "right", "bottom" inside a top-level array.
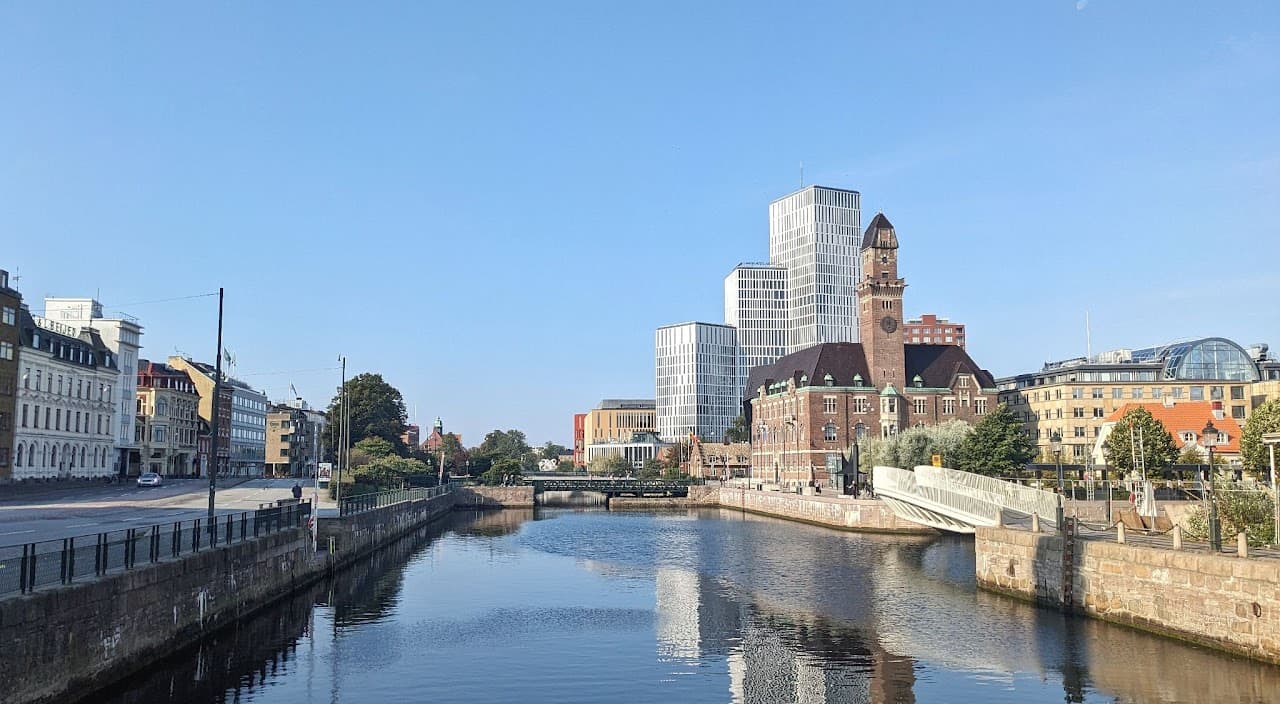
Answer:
[
  {"left": 0, "top": 528, "right": 318, "bottom": 704},
  {"left": 317, "top": 491, "right": 458, "bottom": 569},
  {"left": 976, "top": 526, "right": 1280, "bottom": 664}
]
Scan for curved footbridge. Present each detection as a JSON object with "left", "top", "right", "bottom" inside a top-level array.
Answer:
[{"left": 873, "top": 465, "right": 1063, "bottom": 534}]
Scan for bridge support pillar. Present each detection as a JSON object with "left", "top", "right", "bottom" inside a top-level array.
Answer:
[{"left": 1031, "top": 513, "right": 1040, "bottom": 533}]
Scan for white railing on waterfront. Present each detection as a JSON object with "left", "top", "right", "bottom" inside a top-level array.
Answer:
[
  {"left": 913, "top": 466, "right": 1061, "bottom": 523},
  {"left": 872, "top": 465, "right": 1064, "bottom": 533}
]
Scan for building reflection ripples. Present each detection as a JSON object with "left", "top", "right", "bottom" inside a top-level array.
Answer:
[{"left": 97, "top": 507, "right": 1280, "bottom": 704}]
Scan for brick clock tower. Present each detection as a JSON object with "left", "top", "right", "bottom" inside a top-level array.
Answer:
[{"left": 857, "top": 213, "right": 908, "bottom": 435}]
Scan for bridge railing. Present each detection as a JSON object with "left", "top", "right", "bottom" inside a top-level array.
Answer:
[
  {"left": 338, "top": 485, "right": 451, "bottom": 517},
  {"left": 0, "top": 501, "right": 311, "bottom": 598},
  {"left": 874, "top": 466, "right": 1006, "bottom": 527},
  {"left": 914, "top": 466, "right": 1061, "bottom": 523}
]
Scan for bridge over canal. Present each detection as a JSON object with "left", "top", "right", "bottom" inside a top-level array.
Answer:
[
  {"left": 873, "top": 464, "right": 1063, "bottom": 534},
  {"left": 521, "top": 477, "right": 694, "bottom": 505}
]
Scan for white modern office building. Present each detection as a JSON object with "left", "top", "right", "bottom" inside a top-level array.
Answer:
[
  {"left": 227, "top": 378, "right": 268, "bottom": 476},
  {"left": 43, "top": 298, "right": 142, "bottom": 476},
  {"left": 724, "top": 263, "right": 788, "bottom": 400},
  {"left": 655, "top": 322, "right": 739, "bottom": 442},
  {"left": 767, "top": 185, "right": 862, "bottom": 352}
]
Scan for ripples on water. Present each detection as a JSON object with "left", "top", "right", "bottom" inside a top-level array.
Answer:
[{"left": 96, "top": 508, "right": 1280, "bottom": 704}]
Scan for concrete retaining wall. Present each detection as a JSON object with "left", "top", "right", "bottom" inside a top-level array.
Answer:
[
  {"left": 609, "top": 484, "right": 723, "bottom": 509},
  {"left": 719, "top": 487, "right": 937, "bottom": 534},
  {"left": 317, "top": 491, "right": 457, "bottom": 569},
  {"left": 976, "top": 526, "right": 1280, "bottom": 664},
  {"left": 453, "top": 485, "right": 535, "bottom": 508},
  {"left": 0, "top": 528, "right": 319, "bottom": 704}
]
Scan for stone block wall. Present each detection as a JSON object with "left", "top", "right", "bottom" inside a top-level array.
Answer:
[
  {"left": 720, "top": 487, "right": 936, "bottom": 534},
  {"left": 453, "top": 485, "right": 535, "bottom": 508},
  {"left": 0, "top": 528, "right": 317, "bottom": 704},
  {"left": 975, "top": 525, "right": 1280, "bottom": 664},
  {"left": 317, "top": 492, "right": 457, "bottom": 568}
]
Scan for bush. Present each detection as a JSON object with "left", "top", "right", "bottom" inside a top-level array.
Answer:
[{"left": 1185, "top": 490, "right": 1276, "bottom": 547}]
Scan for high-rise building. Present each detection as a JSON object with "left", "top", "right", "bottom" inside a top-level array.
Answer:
[
  {"left": 655, "top": 322, "right": 739, "bottom": 442},
  {"left": 768, "top": 185, "right": 862, "bottom": 352},
  {"left": 43, "top": 298, "right": 143, "bottom": 475},
  {"left": 724, "top": 262, "right": 788, "bottom": 399}
]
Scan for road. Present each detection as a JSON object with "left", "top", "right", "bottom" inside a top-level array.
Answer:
[{"left": 0, "top": 478, "right": 334, "bottom": 545}]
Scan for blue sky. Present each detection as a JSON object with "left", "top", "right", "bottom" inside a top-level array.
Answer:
[{"left": 3, "top": 2, "right": 1277, "bottom": 447}]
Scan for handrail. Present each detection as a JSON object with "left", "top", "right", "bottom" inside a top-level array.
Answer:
[
  {"left": 338, "top": 484, "right": 452, "bottom": 517},
  {"left": 0, "top": 501, "right": 311, "bottom": 598}
]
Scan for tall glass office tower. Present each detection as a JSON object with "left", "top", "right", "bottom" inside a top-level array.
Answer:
[
  {"left": 655, "top": 322, "right": 739, "bottom": 442},
  {"left": 768, "top": 186, "right": 862, "bottom": 352},
  {"left": 724, "top": 263, "right": 788, "bottom": 399}
]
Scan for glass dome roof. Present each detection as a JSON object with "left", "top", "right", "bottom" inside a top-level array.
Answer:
[{"left": 1129, "top": 337, "right": 1260, "bottom": 381}]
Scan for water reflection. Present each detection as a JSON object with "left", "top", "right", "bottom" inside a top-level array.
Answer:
[{"left": 96, "top": 507, "right": 1280, "bottom": 704}]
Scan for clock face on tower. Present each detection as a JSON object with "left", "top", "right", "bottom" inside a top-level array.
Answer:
[{"left": 880, "top": 316, "right": 898, "bottom": 333}]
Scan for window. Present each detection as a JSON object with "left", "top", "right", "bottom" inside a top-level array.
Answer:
[
  {"left": 853, "top": 397, "right": 869, "bottom": 414},
  {"left": 1152, "top": 388, "right": 1162, "bottom": 399},
  {"left": 942, "top": 398, "right": 956, "bottom": 414},
  {"left": 21, "top": 404, "right": 28, "bottom": 427},
  {"left": 1071, "top": 388, "right": 1083, "bottom": 399},
  {"left": 1074, "top": 426, "right": 1086, "bottom": 437},
  {"left": 1210, "top": 386, "right": 1224, "bottom": 401},
  {"left": 1073, "top": 407, "right": 1085, "bottom": 418},
  {"left": 157, "top": 398, "right": 168, "bottom": 416},
  {"left": 0, "top": 342, "right": 12, "bottom": 360},
  {"left": 823, "top": 423, "right": 837, "bottom": 442},
  {"left": 1182, "top": 431, "right": 1196, "bottom": 443},
  {"left": 1232, "top": 405, "right": 1246, "bottom": 420},
  {"left": 1072, "top": 444, "right": 1085, "bottom": 458},
  {"left": 976, "top": 398, "right": 988, "bottom": 415},
  {"left": 1171, "top": 387, "right": 1184, "bottom": 399},
  {"left": 1132, "top": 388, "right": 1144, "bottom": 399},
  {"left": 1112, "top": 388, "right": 1123, "bottom": 399},
  {"left": 1093, "top": 407, "right": 1105, "bottom": 418},
  {"left": 823, "top": 397, "right": 837, "bottom": 414},
  {"left": 1, "top": 306, "right": 14, "bottom": 325},
  {"left": 153, "top": 426, "right": 167, "bottom": 443},
  {"left": 958, "top": 376, "right": 969, "bottom": 388},
  {"left": 1190, "top": 386, "right": 1204, "bottom": 401},
  {"left": 1091, "top": 388, "right": 1104, "bottom": 399},
  {"left": 913, "top": 398, "right": 927, "bottom": 414}
]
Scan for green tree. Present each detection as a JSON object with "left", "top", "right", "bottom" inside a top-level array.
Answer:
[
  {"left": 660, "top": 441, "right": 689, "bottom": 470},
  {"left": 589, "top": 454, "right": 631, "bottom": 477},
  {"left": 1241, "top": 399, "right": 1280, "bottom": 473},
  {"left": 1187, "top": 490, "right": 1276, "bottom": 547},
  {"left": 637, "top": 458, "right": 663, "bottom": 479},
  {"left": 1102, "top": 406, "right": 1177, "bottom": 475},
  {"left": 872, "top": 421, "right": 973, "bottom": 471},
  {"left": 324, "top": 373, "right": 409, "bottom": 456},
  {"left": 480, "top": 457, "right": 522, "bottom": 486},
  {"left": 725, "top": 414, "right": 751, "bottom": 443},
  {"left": 352, "top": 455, "right": 429, "bottom": 489},
  {"left": 661, "top": 467, "right": 690, "bottom": 483},
  {"left": 955, "top": 405, "right": 1034, "bottom": 476},
  {"left": 555, "top": 460, "right": 576, "bottom": 473},
  {"left": 476, "top": 429, "right": 530, "bottom": 461},
  {"left": 353, "top": 436, "right": 395, "bottom": 459},
  {"left": 1177, "top": 446, "right": 1205, "bottom": 465},
  {"left": 540, "top": 442, "right": 570, "bottom": 460}
]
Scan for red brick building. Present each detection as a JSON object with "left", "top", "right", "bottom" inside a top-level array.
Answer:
[
  {"left": 573, "top": 412, "right": 586, "bottom": 466},
  {"left": 903, "top": 313, "right": 966, "bottom": 349},
  {"left": 745, "top": 214, "right": 997, "bottom": 488}
]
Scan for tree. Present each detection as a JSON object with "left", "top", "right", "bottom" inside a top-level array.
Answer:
[
  {"left": 426, "top": 432, "right": 468, "bottom": 473},
  {"left": 1241, "top": 399, "right": 1280, "bottom": 473},
  {"left": 480, "top": 457, "right": 521, "bottom": 486},
  {"left": 637, "top": 458, "right": 663, "bottom": 479},
  {"left": 555, "top": 460, "right": 576, "bottom": 473},
  {"left": 725, "top": 414, "right": 751, "bottom": 443},
  {"left": 1102, "top": 406, "right": 1177, "bottom": 475},
  {"left": 352, "top": 455, "right": 429, "bottom": 489},
  {"left": 955, "top": 405, "right": 1035, "bottom": 476},
  {"left": 872, "top": 421, "right": 973, "bottom": 472},
  {"left": 540, "top": 442, "right": 569, "bottom": 460},
  {"left": 475, "top": 429, "right": 530, "bottom": 461},
  {"left": 660, "top": 441, "right": 689, "bottom": 470},
  {"left": 1187, "top": 490, "right": 1276, "bottom": 547},
  {"left": 1177, "top": 446, "right": 1205, "bottom": 465},
  {"left": 353, "top": 437, "right": 395, "bottom": 459},
  {"left": 324, "top": 373, "right": 409, "bottom": 456},
  {"left": 589, "top": 454, "right": 631, "bottom": 477}
]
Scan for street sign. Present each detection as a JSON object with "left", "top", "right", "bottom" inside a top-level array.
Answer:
[{"left": 931, "top": 454, "right": 943, "bottom": 467}]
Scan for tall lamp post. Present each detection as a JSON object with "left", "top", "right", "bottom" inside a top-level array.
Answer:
[
  {"left": 852, "top": 422, "right": 865, "bottom": 497},
  {"left": 1051, "top": 431, "right": 1064, "bottom": 492},
  {"left": 784, "top": 416, "right": 797, "bottom": 490},
  {"left": 1202, "top": 420, "right": 1222, "bottom": 551}
]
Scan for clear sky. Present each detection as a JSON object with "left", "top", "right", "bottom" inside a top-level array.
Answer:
[{"left": 3, "top": 2, "right": 1277, "bottom": 447}]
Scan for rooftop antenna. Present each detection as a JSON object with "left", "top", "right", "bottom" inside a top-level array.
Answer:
[
  {"left": 800, "top": 161, "right": 805, "bottom": 188},
  {"left": 11, "top": 267, "right": 19, "bottom": 288},
  {"left": 1086, "top": 310, "right": 1093, "bottom": 359}
]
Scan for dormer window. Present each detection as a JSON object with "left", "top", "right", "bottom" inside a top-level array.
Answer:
[
  {"left": 799, "top": 374, "right": 808, "bottom": 386},
  {"left": 823, "top": 373, "right": 834, "bottom": 386},
  {"left": 852, "top": 374, "right": 863, "bottom": 387},
  {"left": 913, "top": 375, "right": 924, "bottom": 388}
]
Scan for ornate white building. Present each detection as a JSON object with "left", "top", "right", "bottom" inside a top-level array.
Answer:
[{"left": 12, "top": 309, "right": 119, "bottom": 479}]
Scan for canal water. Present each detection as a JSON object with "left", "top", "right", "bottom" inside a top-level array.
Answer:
[{"left": 97, "top": 508, "right": 1280, "bottom": 704}]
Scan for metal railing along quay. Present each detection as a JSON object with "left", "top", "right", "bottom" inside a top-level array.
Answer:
[
  {"left": 0, "top": 501, "right": 312, "bottom": 598},
  {"left": 338, "top": 485, "right": 451, "bottom": 517}
]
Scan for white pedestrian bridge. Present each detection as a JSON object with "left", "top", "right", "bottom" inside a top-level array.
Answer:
[{"left": 872, "top": 465, "right": 1064, "bottom": 534}]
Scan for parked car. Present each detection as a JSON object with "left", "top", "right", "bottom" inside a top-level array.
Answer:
[{"left": 137, "top": 472, "right": 163, "bottom": 488}]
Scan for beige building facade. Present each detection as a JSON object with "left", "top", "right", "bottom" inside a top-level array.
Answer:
[
  {"left": 581, "top": 399, "right": 656, "bottom": 446},
  {"left": 135, "top": 360, "right": 199, "bottom": 476}
]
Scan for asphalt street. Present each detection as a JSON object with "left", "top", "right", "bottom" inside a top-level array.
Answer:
[{"left": 0, "top": 478, "right": 333, "bottom": 545}]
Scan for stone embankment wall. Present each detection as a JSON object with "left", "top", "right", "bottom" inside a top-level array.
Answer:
[
  {"left": 317, "top": 491, "right": 457, "bottom": 569},
  {"left": 719, "top": 487, "right": 937, "bottom": 534},
  {"left": 975, "top": 526, "right": 1280, "bottom": 664},
  {"left": 0, "top": 528, "right": 318, "bottom": 704},
  {"left": 453, "top": 485, "right": 535, "bottom": 508},
  {"left": 609, "top": 484, "right": 722, "bottom": 509}
]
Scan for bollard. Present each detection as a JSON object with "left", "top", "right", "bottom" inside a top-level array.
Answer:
[
  {"left": 1173, "top": 525, "right": 1182, "bottom": 551},
  {"left": 1238, "top": 533, "right": 1249, "bottom": 558},
  {"left": 1031, "top": 513, "right": 1041, "bottom": 533},
  {"left": 995, "top": 510, "right": 1003, "bottom": 528},
  {"left": 1117, "top": 522, "right": 1126, "bottom": 544}
]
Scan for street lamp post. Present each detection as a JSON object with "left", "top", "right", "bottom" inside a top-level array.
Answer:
[
  {"left": 1264, "top": 432, "right": 1280, "bottom": 548},
  {"left": 1202, "top": 420, "right": 1222, "bottom": 551},
  {"left": 784, "top": 416, "right": 797, "bottom": 491},
  {"left": 852, "top": 422, "right": 865, "bottom": 497},
  {"left": 1051, "top": 431, "right": 1065, "bottom": 530}
]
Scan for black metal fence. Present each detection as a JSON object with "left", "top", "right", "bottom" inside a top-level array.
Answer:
[
  {"left": 338, "top": 485, "right": 450, "bottom": 517},
  {"left": 0, "top": 501, "right": 311, "bottom": 597}
]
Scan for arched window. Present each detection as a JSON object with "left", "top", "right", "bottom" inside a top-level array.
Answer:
[
  {"left": 80, "top": 446, "right": 86, "bottom": 468},
  {"left": 50, "top": 445, "right": 57, "bottom": 466},
  {"left": 14, "top": 444, "right": 22, "bottom": 468},
  {"left": 823, "top": 423, "right": 838, "bottom": 442}
]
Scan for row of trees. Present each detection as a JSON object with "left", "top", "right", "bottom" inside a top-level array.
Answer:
[{"left": 866, "top": 405, "right": 1037, "bottom": 476}]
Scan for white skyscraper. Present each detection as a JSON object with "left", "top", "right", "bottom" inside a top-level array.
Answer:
[
  {"left": 768, "top": 185, "right": 862, "bottom": 352},
  {"left": 43, "top": 298, "right": 142, "bottom": 476},
  {"left": 655, "top": 322, "right": 739, "bottom": 442},
  {"left": 724, "top": 263, "right": 788, "bottom": 399}
]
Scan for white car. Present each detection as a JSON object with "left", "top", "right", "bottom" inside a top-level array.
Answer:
[{"left": 137, "top": 472, "right": 163, "bottom": 487}]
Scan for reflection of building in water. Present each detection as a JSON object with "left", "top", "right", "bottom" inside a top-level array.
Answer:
[{"left": 656, "top": 567, "right": 701, "bottom": 660}]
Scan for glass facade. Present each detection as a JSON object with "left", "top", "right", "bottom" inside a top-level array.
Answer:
[
  {"left": 655, "top": 322, "right": 739, "bottom": 442},
  {"left": 724, "top": 263, "right": 788, "bottom": 404},
  {"left": 1129, "top": 338, "right": 1261, "bottom": 382}
]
